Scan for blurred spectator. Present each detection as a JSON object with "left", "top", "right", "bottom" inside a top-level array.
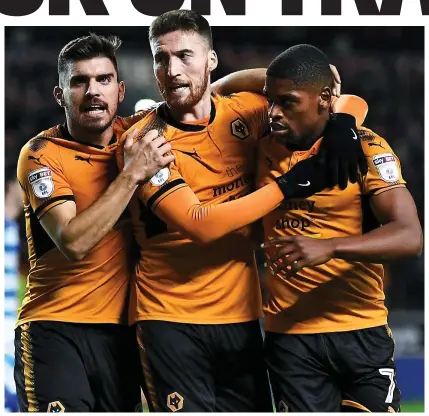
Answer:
[{"left": 4, "top": 168, "right": 22, "bottom": 412}]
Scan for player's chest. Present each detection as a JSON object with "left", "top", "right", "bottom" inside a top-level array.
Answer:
[
  {"left": 266, "top": 185, "right": 363, "bottom": 239},
  {"left": 61, "top": 150, "right": 117, "bottom": 207},
  {"left": 261, "top": 152, "right": 364, "bottom": 235},
  {"left": 170, "top": 127, "right": 257, "bottom": 202}
]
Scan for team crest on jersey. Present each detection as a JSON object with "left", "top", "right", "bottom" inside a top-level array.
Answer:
[
  {"left": 372, "top": 153, "right": 399, "bottom": 183},
  {"left": 231, "top": 118, "right": 250, "bottom": 140},
  {"left": 167, "top": 392, "right": 184, "bottom": 412},
  {"left": 28, "top": 167, "right": 54, "bottom": 199},
  {"left": 150, "top": 167, "right": 170, "bottom": 187},
  {"left": 47, "top": 401, "right": 65, "bottom": 412}
]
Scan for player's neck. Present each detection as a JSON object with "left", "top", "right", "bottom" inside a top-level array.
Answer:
[
  {"left": 66, "top": 121, "right": 114, "bottom": 148},
  {"left": 289, "top": 114, "right": 329, "bottom": 151},
  {"left": 168, "top": 89, "right": 212, "bottom": 123}
]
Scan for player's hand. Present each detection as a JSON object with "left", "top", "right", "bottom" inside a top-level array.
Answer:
[
  {"left": 274, "top": 154, "right": 330, "bottom": 200},
  {"left": 123, "top": 129, "right": 174, "bottom": 184},
  {"left": 261, "top": 236, "right": 336, "bottom": 275},
  {"left": 320, "top": 113, "right": 368, "bottom": 190},
  {"left": 330, "top": 64, "right": 341, "bottom": 97}
]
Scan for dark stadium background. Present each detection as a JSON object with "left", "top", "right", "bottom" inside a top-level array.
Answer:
[{"left": 5, "top": 26, "right": 424, "bottom": 411}]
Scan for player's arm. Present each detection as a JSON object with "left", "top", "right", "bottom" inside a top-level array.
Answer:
[
  {"left": 40, "top": 180, "right": 137, "bottom": 262},
  {"left": 43, "top": 131, "right": 173, "bottom": 261},
  {"left": 153, "top": 183, "right": 283, "bottom": 245},
  {"left": 212, "top": 65, "right": 342, "bottom": 97},
  {"left": 263, "top": 135, "right": 423, "bottom": 272},
  {"left": 331, "top": 136, "right": 423, "bottom": 261},
  {"left": 212, "top": 68, "right": 267, "bottom": 96},
  {"left": 19, "top": 131, "right": 173, "bottom": 261},
  {"left": 331, "top": 187, "right": 423, "bottom": 262},
  {"left": 264, "top": 187, "right": 422, "bottom": 274},
  {"left": 145, "top": 154, "right": 328, "bottom": 245}
]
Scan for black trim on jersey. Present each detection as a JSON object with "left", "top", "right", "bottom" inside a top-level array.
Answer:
[
  {"left": 34, "top": 195, "right": 75, "bottom": 218},
  {"left": 147, "top": 179, "right": 186, "bottom": 211},
  {"left": 60, "top": 124, "right": 116, "bottom": 149},
  {"left": 29, "top": 206, "right": 57, "bottom": 259},
  {"left": 157, "top": 101, "right": 216, "bottom": 132},
  {"left": 361, "top": 195, "right": 380, "bottom": 234},
  {"left": 138, "top": 200, "right": 168, "bottom": 239}
]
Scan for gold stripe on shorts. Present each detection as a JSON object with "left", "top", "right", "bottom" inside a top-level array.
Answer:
[
  {"left": 342, "top": 399, "right": 371, "bottom": 412},
  {"left": 137, "top": 325, "right": 159, "bottom": 411},
  {"left": 20, "top": 323, "right": 39, "bottom": 412}
]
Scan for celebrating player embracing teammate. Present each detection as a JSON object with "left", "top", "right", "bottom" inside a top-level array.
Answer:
[
  {"left": 117, "top": 10, "right": 370, "bottom": 412},
  {"left": 12, "top": 10, "right": 421, "bottom": 414},
  {"left": 257, "top": 45, "right": 423, "bottom": 412},
  {"left": 14, "top": 34, "right": 173, "bottom": 412}
]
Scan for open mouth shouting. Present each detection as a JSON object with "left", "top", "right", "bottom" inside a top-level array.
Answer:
[
  {"left": 168, "top": 83, "right": 190, "bottom": 96},
  {"left": 82, "top": 102, "right": 108, "bottom": 118}
]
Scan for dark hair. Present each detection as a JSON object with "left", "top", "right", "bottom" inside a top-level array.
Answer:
[
  {"left": 58, "top": 33, "right": 122, "bottom": 86},
  {"left": 149, "top": 9, "right": 213, "bottom": 49},
  {"left": 267, "top": 44, "right": 332, "bottom": 88}
]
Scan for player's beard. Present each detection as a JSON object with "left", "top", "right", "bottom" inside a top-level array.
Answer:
[
  {"left": 159, "top": 63, "right": 210, "bottom": 111},
  {"left": 82, "top": 113, "right": 116, "bottom": 133},
  {"left": 273, "top": 129, "right": 299, "bottom": 147},
  {"left": 276, "top": 129, "right": 320, "bottom": 151}
]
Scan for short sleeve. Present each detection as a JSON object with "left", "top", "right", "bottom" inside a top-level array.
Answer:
[
  {"left": 137, "top": 161, "right": 188, "bottom": 211},
  {"left": 360, "top": 128, "right": 406, "bottom": 196},
  {"left": 17, "top": 139, "right": 74, "bottom": 218}
]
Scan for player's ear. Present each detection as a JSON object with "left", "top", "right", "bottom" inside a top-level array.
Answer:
[
  {"left": 53, "top": 86, "right": 65, "bottom": 107},
  {"left": 208, "top": 49, "right": 218, "bottom": 73},
  {"left": 118, "top": 81, "right": 125, "bottom": 104},
  {"left": 319, "top": 87, "right": 331, "bottom": 111}
]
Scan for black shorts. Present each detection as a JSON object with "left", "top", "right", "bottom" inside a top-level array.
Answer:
[
  {"left": 136, "top": 319, "right": 273, "bottom": 412},
  {"left": 14, "top": 321, "right": 143, "bottom": 412},
  {"left": 264, "top": 325, "right": 401, "bottom": 412}
]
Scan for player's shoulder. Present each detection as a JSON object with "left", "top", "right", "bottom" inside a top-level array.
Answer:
[
  {"left": 215, "top": 91, "right": 266, "bottom": 111},
  {"left": 17, "top": 127, "right": 64, "bottom": 183},
  {"left": 19, "top": 126, "right": 62, "bottom": 161},
  {"left": 358, "top": 126, "right": 395, "bottom": 156},
  {"left": 358, "top": 126, "right": 382, "bottom": 141},
  {"left": 115, "top": 104, "right": 161, "bottom": 133},
  {"left": 116, "top": 103, "right": 167, "bottom": 144}
]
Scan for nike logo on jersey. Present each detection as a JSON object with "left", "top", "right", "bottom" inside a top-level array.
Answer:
[
  {"left": 28, "top": 155, "right": 46, "bottom": 166},
  {"left": 176, "top": 148, "right": 201, "bottom": 160},
  {"left": 75, "top": 155, "right": 93, "bottom": 166},
  {"left": 298, "top": 181, "right": 311, "bottom": 187},
  {"left": 351, "top": 129, "right": 358, "bottom": 140}
]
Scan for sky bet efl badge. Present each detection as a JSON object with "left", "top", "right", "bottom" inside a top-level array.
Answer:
[
  {"left": 372, "top": 153, "right": 399, "bottom": 183},
  {"left": 150, "top": 167, "right": 170, "bottom": 187},
  {"left": 28, "top": 167, "right": 54, "bottom": 198}
]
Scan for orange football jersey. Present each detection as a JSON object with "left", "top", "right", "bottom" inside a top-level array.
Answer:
[
  {"left": 117, "top": 93, "right": 269, "bottom": 325},
  {"left": 16, "top": 116, "right": 144, "bottom": 327},
  {"left": 257, "top": 127, "right": 406, "bottom": 334}
]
